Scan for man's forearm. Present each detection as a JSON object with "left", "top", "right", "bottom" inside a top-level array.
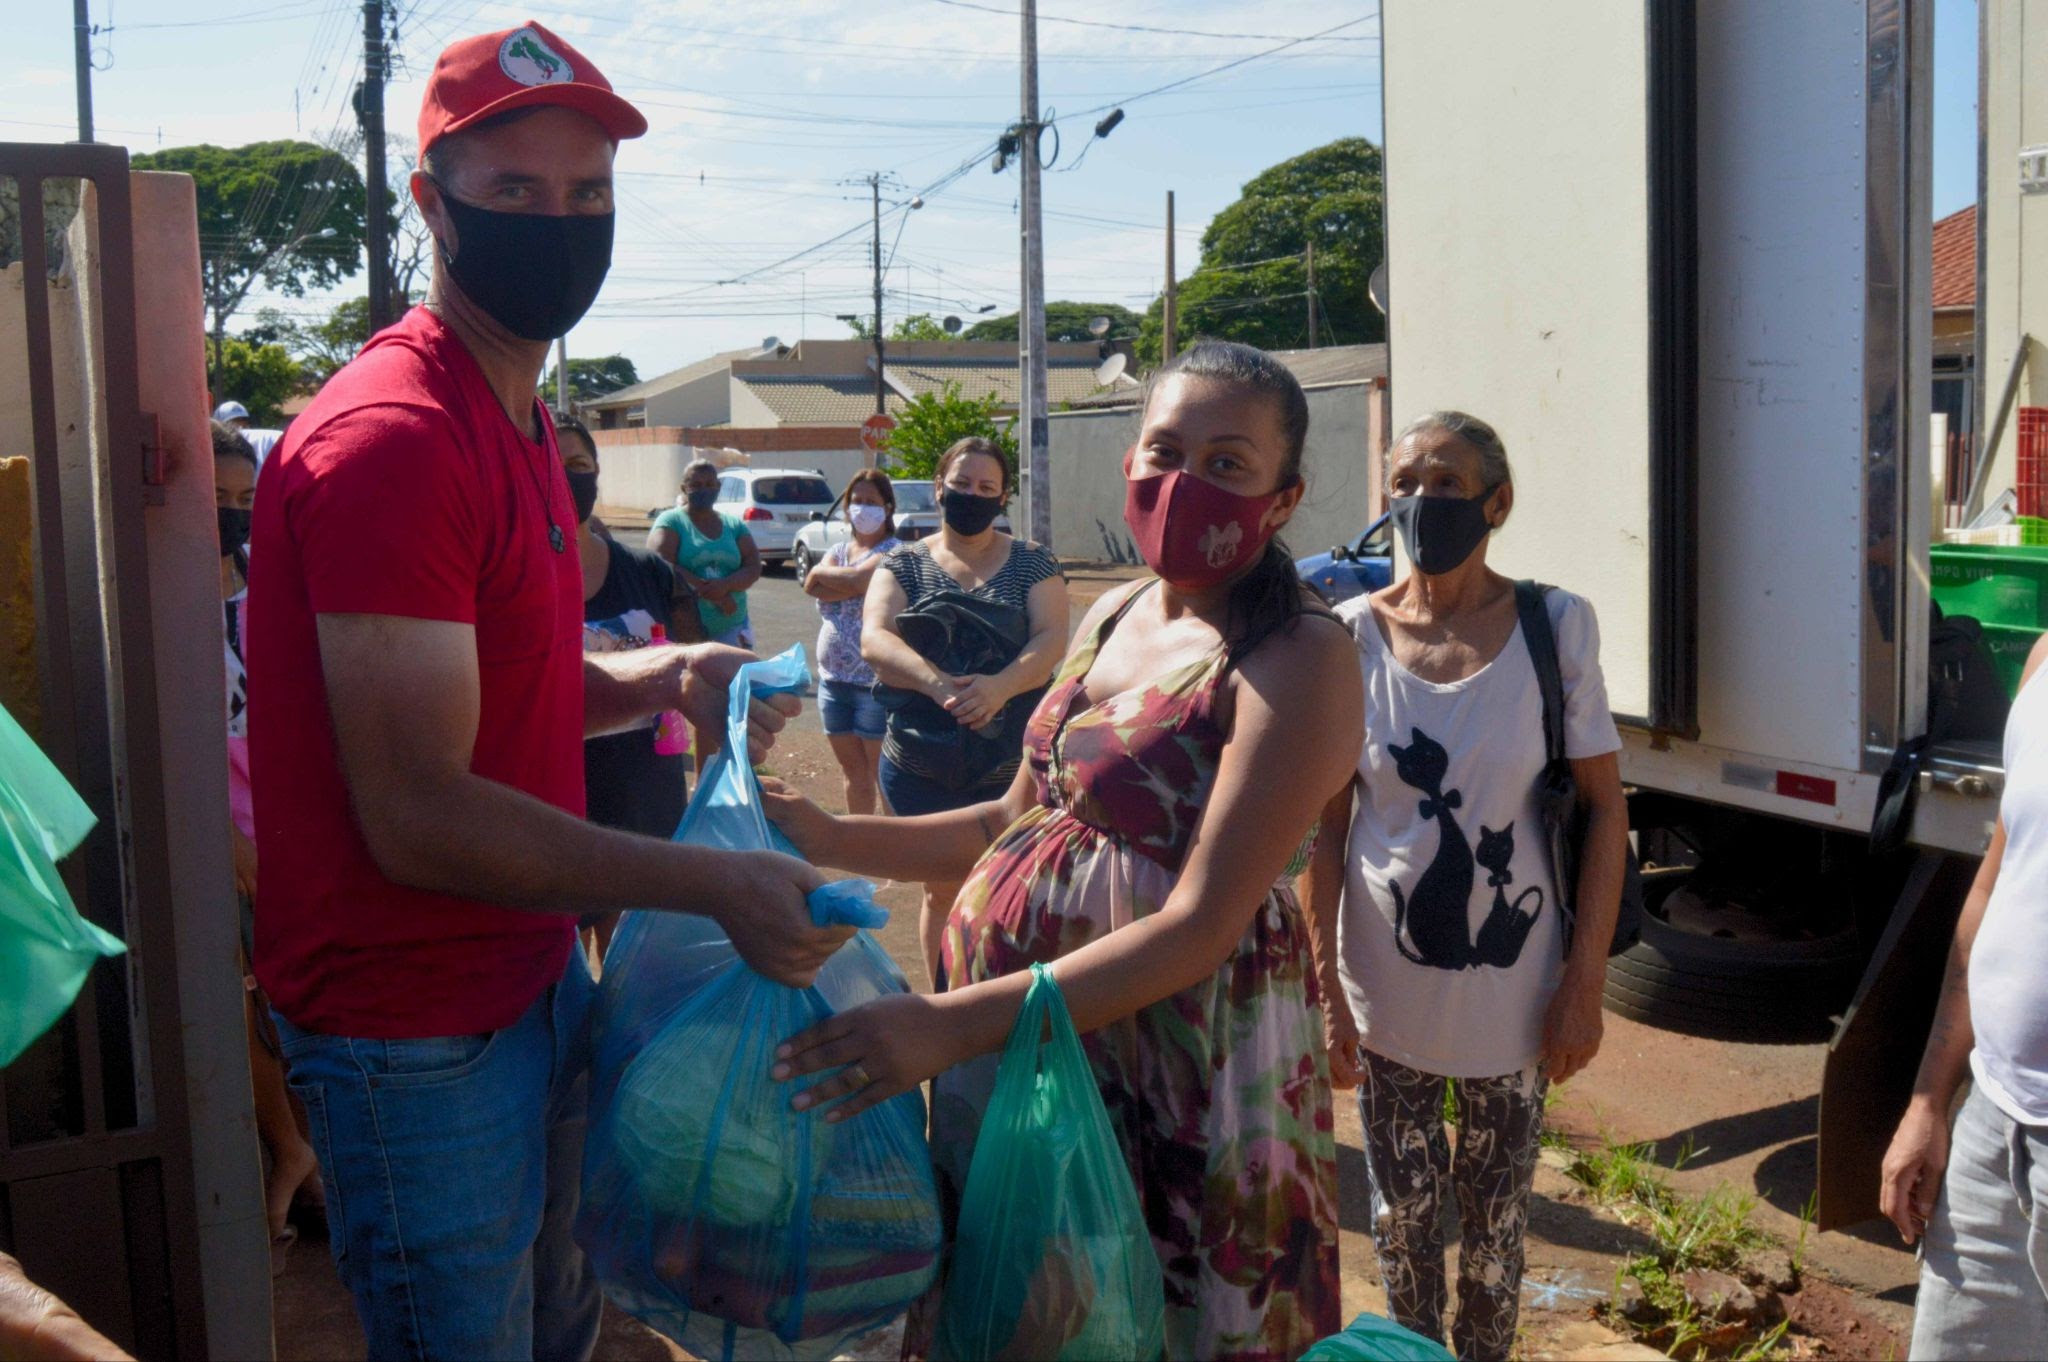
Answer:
[
  {"left": 1911, "top": 889, "right": 1990, "bottom": 1108},
  {"left": 366, "top": 764, "right": 746, "bottom": 920},
  {"left": 583, "top": 646, "right": 686, "bottom": 737}
]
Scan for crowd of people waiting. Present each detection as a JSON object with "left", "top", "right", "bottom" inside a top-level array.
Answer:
[{"left": 9, "top": 19, "right": 2043, "bottom": 1362}]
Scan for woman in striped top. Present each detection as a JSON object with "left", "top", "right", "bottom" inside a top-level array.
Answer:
[{"left": 861, "top": 437, "right": 1069, "bottom": 985}]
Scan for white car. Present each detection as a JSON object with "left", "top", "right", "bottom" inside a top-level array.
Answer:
[
  {"left": 713, "top": 468, "right": 836, "bottom": 564},
  {"left": 791, "top": 479, "right": 1012, "bottom": 577}
]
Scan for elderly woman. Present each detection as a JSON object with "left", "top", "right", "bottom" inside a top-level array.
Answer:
[
  {"left": 1300, "top": 410, "right": 1629, "bottom": 1362},
  {"left": 649, "top": 458, "right": 762, "bottom": 648}
]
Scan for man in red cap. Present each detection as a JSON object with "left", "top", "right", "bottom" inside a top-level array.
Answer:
[{"left": 246, "top": 23, "right": 850, "bottom": 1359}]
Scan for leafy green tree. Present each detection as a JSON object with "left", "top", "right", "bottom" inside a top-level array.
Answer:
[
  {"left": 1138, "top": 138, "right": 1384, "bottom": 361},
  {"left": 964, "top": 301, "right": 1143, "bottom": 344},
  {"left": 545, "top": 354, "right": 642, "bottom": 405},
  {"left": 134, "top": 141, "right": 368, "bottom": 356},
  {"left": 883, "top": 382, "right": 1017, "bottom": 482},
  {"left": 258, "top": 290, "right": 424, "bottom": 385},
  {"left": 843, "top": 313, "right": 958, "bottom": 342},
  {"left": 206, "top": 337, "right": 301, "bottom": 425}
]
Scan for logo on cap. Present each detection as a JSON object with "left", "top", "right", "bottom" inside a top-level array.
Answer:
[{"left": 499, "top": 27, "right": 571, "bottom": 86}]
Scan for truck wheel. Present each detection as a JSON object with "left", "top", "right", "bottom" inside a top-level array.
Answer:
[{"left": 1602, "top": 890, "right": 1862, "bottom": 1044}]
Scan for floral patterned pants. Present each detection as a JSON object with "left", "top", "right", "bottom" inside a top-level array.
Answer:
[{"left": 1357, "top": 1050, "right": 1547, "bottom": 1362}]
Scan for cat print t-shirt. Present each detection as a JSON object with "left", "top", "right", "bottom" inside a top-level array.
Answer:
[{"left": 1335, "top": 588, "right": 1621, "bottom": 1078}]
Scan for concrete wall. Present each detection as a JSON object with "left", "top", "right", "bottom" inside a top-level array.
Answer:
[
  {"left": 641, "top": 367, "right": 731, "bottom": 428},
  {"left": 1047, "top": 381, "right": 1386, "bottom": 563},
  {"left": 591, "top": 432, "right": 868, "bottom": 515},
  {"left": 1978, "top": 0, "right": 2048, "bottom": 500}
]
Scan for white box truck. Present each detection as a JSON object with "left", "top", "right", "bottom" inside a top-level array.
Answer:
[{"left": 1378, "top": 0, "right": 2046, "bottom": 1227}]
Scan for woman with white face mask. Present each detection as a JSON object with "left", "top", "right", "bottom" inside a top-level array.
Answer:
[{"left": 802, "top": 468, "right": 903, "bottom": 815}]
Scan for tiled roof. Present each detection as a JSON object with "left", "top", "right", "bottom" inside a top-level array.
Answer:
[
  {"left": 582, "top": 345, "right": 773, "bottom": 409},
  {"left": 1059, "top": 343, "right": 1388, "bottom": 410},
  {"left": 743, "top": 378, "right": 909, "bottom": 426},
  {"left": 738, "top": 360, "right": 1110, "bottom": 425},
  {"left": 1933, "top": 205, "right": 1975, "bottom": 311}
]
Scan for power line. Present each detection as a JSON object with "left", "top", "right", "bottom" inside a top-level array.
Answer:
[
  {"left": 1057, "top": 11, "right": 1378, "bottom": 124},
  {"left": 922, "top": 0, "right": 1376, "bottom": 43}
]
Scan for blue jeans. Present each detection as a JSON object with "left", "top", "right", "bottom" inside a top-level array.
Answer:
[
  {"left": 274, "top": 953, "right": 601, "bottom": 1362},
  {"left": 819, "top": 679, "right": 887, "bottom": 739},
  {"left": 878, "top": 750, "right": 1014, "bottom": 816},
  {"left": 1911, "top": 1082, "right": 2048, "bottom": 1360}
]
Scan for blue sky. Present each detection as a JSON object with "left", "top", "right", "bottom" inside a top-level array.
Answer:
[{"left": 11, "top": 0, "right": 1978, "bottom": 383}]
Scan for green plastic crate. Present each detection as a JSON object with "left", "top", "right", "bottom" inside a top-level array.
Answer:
[
  {"left": 1930, "top": 544, "right": 2048, "bottom": 630},
  {"left": 1980, "top": 623, "right": 2043, "bottom": 698}
]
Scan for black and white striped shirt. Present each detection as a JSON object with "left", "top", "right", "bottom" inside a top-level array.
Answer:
[{"left": 883, "top": 538, "right": 1064, "bottom": 611}]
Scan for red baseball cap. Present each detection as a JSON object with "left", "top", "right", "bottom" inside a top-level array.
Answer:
[{"left": 417, "top": 21, "right": 648, "bottom": 160}]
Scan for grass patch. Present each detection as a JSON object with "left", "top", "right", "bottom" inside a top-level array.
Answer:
[{"left": 1562, "top": 1136, "right": 1789, "bottom": 1359}]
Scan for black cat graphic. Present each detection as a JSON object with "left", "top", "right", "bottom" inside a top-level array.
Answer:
[
  {"left": 1472, "top": 823, "right": 1544, "bottom": 968},
  {"left": 1389, "top": 728, "right": 1474, "bottom": 969},
  {"left": 1385, "top": 727, "right": 1542, "bottom": 971}
]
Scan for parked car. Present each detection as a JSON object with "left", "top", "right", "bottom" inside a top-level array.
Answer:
[
  {"left": 1294, "top": 512, "right": 1393, "bottom": 605},
  {"left": 791, "top": 478, "right": 1012, "bottom": 578},
  {"left": 714, "top": 468, "right": 837, "bottom": 564}
]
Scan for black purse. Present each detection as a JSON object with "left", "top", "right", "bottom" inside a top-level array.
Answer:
[{"left": 1514, "top": 581, "right": 1643, "bottom": 957}]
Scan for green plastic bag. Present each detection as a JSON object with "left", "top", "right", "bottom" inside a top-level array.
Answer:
[
  {"left": 934, "top": 964, "right": 1165, "bottom": 1362},
  {"left": 0, "top": 701, "right": 125, "bottom": 1068},
  {"left": 1300, "top": 1312, "right": 1457, "bottom": 1361}
]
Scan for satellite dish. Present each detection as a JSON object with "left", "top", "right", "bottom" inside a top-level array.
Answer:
[
  {"left": 1087, "top": 314, "right": 1113, "bottom": 338},
  {"left": 943, "top": 315, "right": 963, "bottom": 334},
  {"left": 762, "top": 335, "right": 783, "bottom": 350},
  {"left": 1094, "top": 352, "right": 1128, "bottom": 386},
  {"left": 1368, "top": 263, "right": 1389, "bottom": 316}
]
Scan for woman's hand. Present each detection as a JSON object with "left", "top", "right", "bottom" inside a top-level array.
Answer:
[
  {"left": 230, "top": 827, "right": 259, "bottom": 901},
  {"left": 773, "top": 991, "right": 965, "bottom": 1122},
  {"left": 1323, "top": 996, "right": 1364, "bottom": 1091},
  {"left": 944, "top": 673, "right": 1013, "bottom": 731},
  {"left": 1880, "top": 1097, "right": 1952, "bottom": 1245},
  {"left": 759, "top": 777, "right": 844, "bottom": 865},
  {"left": 1540, "top": 965, "right": 1605, "bottom": 1083}
]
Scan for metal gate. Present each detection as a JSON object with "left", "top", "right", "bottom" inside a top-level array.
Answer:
[{"left": 2, "top": 140, "right": 210, "bottom": 1360}]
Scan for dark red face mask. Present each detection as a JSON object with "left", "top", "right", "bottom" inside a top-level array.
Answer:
[{"left": 1121, "top": 449, "right": 1292, "bottom": 590}]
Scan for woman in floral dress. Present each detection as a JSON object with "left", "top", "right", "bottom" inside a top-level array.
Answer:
[{"left": 763, "top": 341, "right": 1364, "bottom": 1361}]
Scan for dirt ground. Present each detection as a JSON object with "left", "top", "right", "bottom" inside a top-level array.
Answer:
[{"left": 271, "top": 568, "right": 1922, "bottom": 1360}]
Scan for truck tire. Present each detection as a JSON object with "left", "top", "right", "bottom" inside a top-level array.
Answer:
[{"left": 1601, "top": 905, "right": 1862, "bottom": 1044}]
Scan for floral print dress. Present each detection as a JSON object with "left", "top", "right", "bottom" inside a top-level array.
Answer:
[{"left": 920, "top": 585, "right": 1341, "bottom": 1362}]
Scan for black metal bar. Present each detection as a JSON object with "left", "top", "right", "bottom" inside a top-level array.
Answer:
[{"left": 1644, "top": 0, "right": 1700, "bottom": 739}]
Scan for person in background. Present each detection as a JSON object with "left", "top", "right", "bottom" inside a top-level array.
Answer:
[
  {"left": 213, "top": 420, "right": 323, "bottom": 1267},
  {"left": 556, "top": 412, "right": 697, "bottom": 960},
  {"left": 214, "top": 400, "right": 282, "bottom": 465},
  {"left": 861, "top": 437, "right": 1067, "bottom": 986},
  {"left": 1881, "top": 633, "right": 2048, "bottom": 1358},
  {"left": 649, "top": 458, "right": 760, "bottom": 648},
  {"left": 765, "top": 342, "right": 1360, "bottom": 1359},
  {"left": 1302, "top": 411, "right": 1627, "bottom": 1362},
  {"left": 802, "top": 468, "right": 902, "bottom": 816},
  {"left": 246, "top": 27, "right": 843, "bottom": 1360}
]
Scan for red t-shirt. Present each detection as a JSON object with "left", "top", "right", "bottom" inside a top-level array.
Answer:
[{"left": 248, "top": 307, "right": 585, "bottom": 1038}]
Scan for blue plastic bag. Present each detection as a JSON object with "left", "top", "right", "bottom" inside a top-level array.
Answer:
[
  {"left": 0, "top": 701, "right": 125, "bottom": 1068},
  {"left": 578, "top": 646, "right": 942, "bottom": 1361}
]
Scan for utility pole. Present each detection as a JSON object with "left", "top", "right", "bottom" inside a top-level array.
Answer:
[
  {"left": 1163, "top": 191, "right": 1178, "bottom": 362},
  {"left": 360, "top": 0, "right": 393, "bottom": 333},
  {"left": 1306, "top": 242, "right": 1319, "bottom": 349},
  {"left": 71, "top": 0, "right": 94, "bottom": 142},
  {"left": 1019, "top": 0, "right": 1052, "bottom": 549},
  {"left": 554, "top": 336, "right": 569, "bottom": 414},
  {"left": 870, "top": 173, "right": 886, "bottom": 416}
]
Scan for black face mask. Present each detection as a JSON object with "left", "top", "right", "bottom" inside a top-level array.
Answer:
[
  {"left": 940, "top": 488, "right": 1004, "bottom": 536},
  {"left": 566, "top": 469, "right": 599, "bottom": 525},
  {"left": 432, "top": 182, "right": 614, "bottom": 342},
  {"left": 217, "top": 506, "right": 251, "bottom": 557},
  {"left": 687, "top": 487, "right": 719, "bottom": 512},
  {"left": 1390, "top": 490, "right": 1496, "bottom": 576}
]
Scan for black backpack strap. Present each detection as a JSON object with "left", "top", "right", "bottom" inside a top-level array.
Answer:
[{"left": 1515, "top": 580, "right": 1566, "bottom": 768}]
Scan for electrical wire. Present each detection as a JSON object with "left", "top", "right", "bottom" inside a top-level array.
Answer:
[{"left": 922, "top": 0, "right": 1376, "bottom": 44}]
